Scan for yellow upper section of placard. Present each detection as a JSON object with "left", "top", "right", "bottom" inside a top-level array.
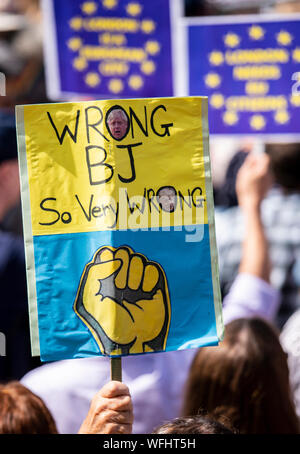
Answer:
[{"left": 19, "top": 97, "right": 208, "bottom": 235}]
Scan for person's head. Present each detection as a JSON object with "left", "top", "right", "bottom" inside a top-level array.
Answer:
[
  {"left": 106, "top": 108, "right": 128, "bottom": 140},
  {"left": 0, "top": 381, "right": 58, "bottom": 434},
  {"left": 156, "top": 186, "right": 177, "bottom": 212},
  {"left": 182, "top": 318, "right": 300, "bottom": 434},
  {"left": 265, "top": 142, "right": 300, "bottom": 192},
  {"left": 153, "top": 415, "right": 235, "bottom": 434}
]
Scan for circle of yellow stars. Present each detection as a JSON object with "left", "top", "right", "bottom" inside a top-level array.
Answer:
[
  {"left": 67, "top": 1, "right": 162, "bottom": 93},
  {"left": 206, "top": 24, "right": 300, "bottom": 130}
]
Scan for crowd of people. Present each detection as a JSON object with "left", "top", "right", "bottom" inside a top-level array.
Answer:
[{"left": 0, "top": 0, "right": 300, "bottom": 436}]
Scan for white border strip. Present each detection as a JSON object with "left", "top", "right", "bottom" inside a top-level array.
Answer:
[
  {"left": 201, "top": 98, "right": 224, "bottom": 342},
  {"left": 183, "top": 11, "right": 300, "bottom": 26},
  {"left": 41, "top": 0, "right": 62, "bottom": 100},
  {"left": 15, "top": 106, "right": 41, "bottom": 356},
  {"left": 170, "top": 0, "right": 188, "bottom": 96}
]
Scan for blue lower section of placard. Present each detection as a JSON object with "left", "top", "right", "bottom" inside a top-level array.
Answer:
[{"left": 33, "top": 225, "right": 218, "bottom": 361}]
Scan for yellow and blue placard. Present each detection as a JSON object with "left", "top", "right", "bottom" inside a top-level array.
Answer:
[
  {"left": 187, "top": 14, "right": 300, "bottom": 136},
  {"left": 42, "top": 0, "right": 181, "bottom": 99},
  {"left": 16, "top": 97, "right": 223, "bottom": 361}
]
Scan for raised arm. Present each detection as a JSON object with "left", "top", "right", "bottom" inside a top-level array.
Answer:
[
  {"left": 236, "top": 152, "right": 273, "bottom": 282},
  {"left": 222, "top": 152, "right": 280, "bottom": 324}
]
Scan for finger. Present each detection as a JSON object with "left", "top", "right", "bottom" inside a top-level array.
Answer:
[
  {"left": 101, "top": 409, "right": 134, "bottom": 426},
  {"left": 104, "top": 422, "right": 133, "bottom": 435},
  {"left": 114, "top": 247, "right": 130, "bottom": 289},
  {"left": 88, "top": 260, "right": 122, "bottom": 281},
  {"left": 100, "top": 399, "right": 133, "bottom": 416},
  {"left": 142, "top": 264, "right": 159, "bottom": 292},
  {"left": 91, "top": 296, "right": 135, "bottom": 345},
  {"left": 128, "top": 255, "right": 144, "bottom": 290},
  {"left": 100, "top": 381, "right": 131, "bottom": 399}
]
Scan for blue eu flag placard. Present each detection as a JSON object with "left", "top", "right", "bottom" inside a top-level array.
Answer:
[
  {"left": 187, "top": 15, "right": 300, "bottom": 136},
  {"left": 42, "top": 0, "right": 181, "bottom": 100}
]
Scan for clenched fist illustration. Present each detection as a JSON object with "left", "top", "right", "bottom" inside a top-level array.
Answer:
[{"left": 74, "top": 246, "right": 171, "bottom": 356}]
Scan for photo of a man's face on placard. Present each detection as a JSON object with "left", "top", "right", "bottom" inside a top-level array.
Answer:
[
  {"left": 157, "top": 186, "right": 177, "bottom": 213},
  {"left": 106, "top": 106, "right": 129, "bottom": 141}
]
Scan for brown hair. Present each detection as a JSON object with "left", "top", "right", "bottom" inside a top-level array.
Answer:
[
  {"left": 0, "top": 381, "right": 58, "bottom": 434},
  {"left": 182, "top": 318, "right": 300, "bottom": 434},
  {"left": 265, "top": 143, "right": 300, "bottom": 191},
  {"left": 153, "top": 414, "right": 235, "bottom": 434}
]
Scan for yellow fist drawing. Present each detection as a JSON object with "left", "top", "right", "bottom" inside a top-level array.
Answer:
[{"left": 74, "top": 246, "right": 171, "bottom": 356}]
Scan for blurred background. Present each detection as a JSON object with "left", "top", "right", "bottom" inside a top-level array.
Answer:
[{"left": 0, "top": 0, "right": 300, "bottom": 380}]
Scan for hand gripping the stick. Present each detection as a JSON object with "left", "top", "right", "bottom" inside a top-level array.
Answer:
[{"left": 74, "top": 246, "right": 171, "bottom": 356}]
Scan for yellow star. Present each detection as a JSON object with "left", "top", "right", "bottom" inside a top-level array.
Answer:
[
  {"left": 81, "top": 2, "right": 97, "bottom": 15},
  {"left": 72, "top": 57, "right": 88, "bottom": 71},
  {"left": 128, "top": 75, "right": 144, "bottom": 90},
  {"left": 69, "top": 17, "right": 83, "bottom": 31},
  {"left": 274, "top": 110, "right": 290, "bottom": 124},
  {"left": 224, "top": 32, "right": 240, "bottom": 48},
  {"left": 140, "top": 20, "right": 156, "bottom": 34},
  {"left": 126, "top": 2, "right": 142, "bottom": 16},
  {"left": 85, "top": 72, "right": 101, "bottom": 87},
  {"left": 67, "top": 37, "right": 82, "bottom": 51},
  {"left": 145, "top": 40, "right": 160, "bottom": 55},
  {"left": 204, "top": 73, "right": 221, "bottom": 89},
  {"left": 290, "top": 94, "right": 300, "bottom": 107},
  {"left": 276, "top": 30, "right": 293, "bottom": 46},
  {"left": 223, "top": 111, "right": 238, "bottom": 126},
  {"left": 250, "top": 114, "right": 266, "bottom": 130},
  {"left": 208, "top": 51, "right": 224, "bottom": 66},
  {"left": 102, "top": 0, "right": 118, "bottom": 9},
  {"left": 292, "top": 48, "right": 300, "bottom": 63},
  {"left": 140, "top": 60, "right": 156, "bottom": 75},
  {"left": 108, "top": 78, "right": 124, "bottom": 93},
  {"left": 209, "top": 93, "right": 224, "bottom": 109},
  {"left": 248, "top": 25, "right": 265, "bottom": 40}
]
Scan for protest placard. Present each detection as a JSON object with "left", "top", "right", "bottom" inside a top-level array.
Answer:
[
  {"left": 42, "top": 0, "right": 183, "bottom": 100},
  {"left": 184, "top": 14, "right": 300, "bottom": 136},
  {"left": 16, "top": 96, "right": 223, "bottom": 362}
]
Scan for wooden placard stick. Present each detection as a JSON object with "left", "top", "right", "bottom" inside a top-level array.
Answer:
[{"left": 111, "top": 357, "right": 122, "bottom": 382}]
